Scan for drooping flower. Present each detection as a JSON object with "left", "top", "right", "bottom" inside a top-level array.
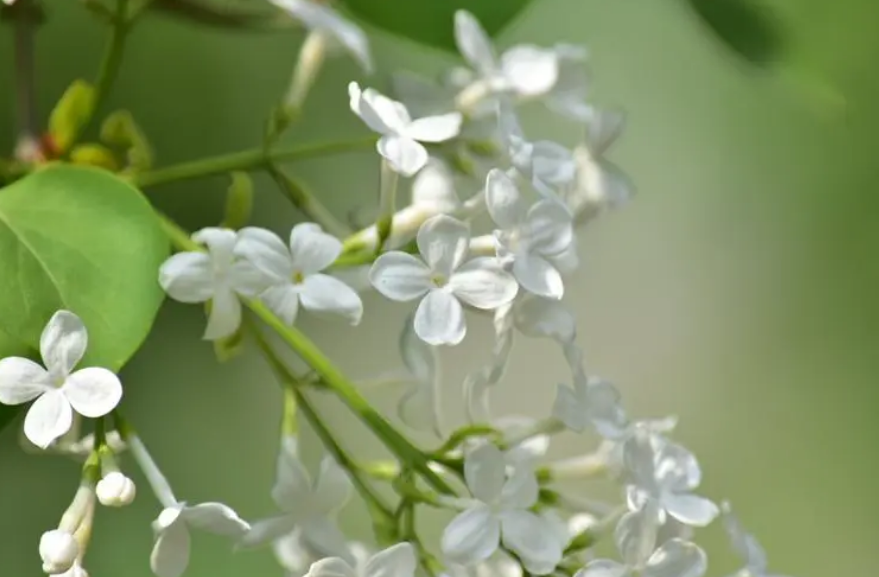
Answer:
[
  {"left": 369, "top": 214, "right": 519, "bottom": 345},
  {"left": 349, "top": 82, "right": 463, "bottom": 176},
  {"left": 305, "top": 542, "right": 417, "bottom": 577},
  {"left": 0, "top": 310, "right": 123, "bottom": 449},
  {"left": 234, "top": 224, "right": 363, "bottom": 326},
  {"left": 240, "top": 436, "right": 352, "bottom": 560},
  {"left": 485, "top": 169, "right": 574, "bottom": 299},
  {"left": 441, "top": 443, "right": 564, "bottom": 575},
  {"left": 150, "top": 502, "right": 250, "bottom": 577},
  {"left": 159, "top": 227, "right": 268, "bottom": 340}
]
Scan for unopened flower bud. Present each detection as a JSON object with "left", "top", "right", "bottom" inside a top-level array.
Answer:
[
  {"left": 96, "top": 472, "right": 136, "bottom": 507},
  {"left": 39, "top": 529, "right": 79, "bottom": 574},
  {"left": 57, "top": 561, "right": 89, "bottom": 577}
]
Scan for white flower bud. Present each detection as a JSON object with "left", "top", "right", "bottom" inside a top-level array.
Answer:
[
  {"left": 95, "top": 472, "right": 136, "bottom": 507},
  {"left": 39, "top": 529, "right": 79, "bottom": 574},
  {"left": 57, "top": 561, "right": 89, "bottom": 577}
]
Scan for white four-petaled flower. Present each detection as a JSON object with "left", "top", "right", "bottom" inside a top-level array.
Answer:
[
  {"left": 349, "top": 82, "right": 463, "bottom": 176},
  {"left": 441, "top": 443, "right": 564, "bottom": 574},
  {"left": 574, "top": 538, "right": 707, "bottom": 577},
  {"left": 234, "top": 224, "right": 364, "bottom": 326},
  {"left": 369, "top": 215, "right": 518, "bottom": 345},
  {"left": 305, "top": 542, "right": 416, "bottom": 577},
  {"left": 150, "top": 502, "right": 250, "bottom": 577},
  {"left": 0, "top": 310, "right": 123, "bottom": 449}
]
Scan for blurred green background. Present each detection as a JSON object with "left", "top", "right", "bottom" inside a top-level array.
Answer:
[{"left": 1, "top": 0, "right": 877, "bottom": 576}]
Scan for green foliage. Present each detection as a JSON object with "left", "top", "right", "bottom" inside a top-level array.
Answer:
[
  {"left": 685, "top": 0, "right": 786, "bottom": 66},
  {"left": 0, "top": 165, "right": 169, "bottom": 373},
  {"left": 48, "top": 80, "right": 96, "bottom": 154},
  {"left": 339, "top": 0, "right": 533, "bottom": 51},
  {"left": 148, "top": 0, "right": 294, "bottom": 31}
]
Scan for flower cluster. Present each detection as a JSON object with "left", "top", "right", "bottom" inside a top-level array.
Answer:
[{"left": 0, "top": 4, "right": 794, "bottom": 577}]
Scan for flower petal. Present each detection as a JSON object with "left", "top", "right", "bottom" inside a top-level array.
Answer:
[
  {"left": 271, "top": 529, "right": 311, "bottom": 573},
  {"left": 307, "top": 557, "right": 357, "bottom": 577},
  {"left": 301, "top": 517, "right": 353, "bottom": 561},
  {"left": 204, "top": 287, "right": 242, "bottom": 340},
  {"left": 663, "top": 494, "right": 719, "bottom": 527},
  {"left": 40, "top": 310, "right": 87, "bottom": 379},
  {"left": 238, "top": 515, "right": 298, "bottom": 548},
  {"left": 417, "top": 214, "right": 470, "bottom": 277},
  {"left": 623, "top": 427, "right": 659, "bottom": 489},
  {"left": 485, "top": 169, "right": 527, "bottom": 229},
  {"left": 499, "top": 510, "right": 563, "bottom": 575},
  {"left": 514, "top": 297, "right": 576, "bottom": 342},
  {"left": 23, "top": 389, "right": 72, "bottom": 449},
  {"left": 182, "top": 502, "right": 250, "bottom": 536},
  {"left": 404, "top": 113, "right": 463, "bottom": 143},
  {"left": 0, "top": 357, "right": 51, "bottom": 404},
  {"left": 62, "top": 368, "right": 122, "bottom": 417},
  {"left": 449, "top": 257, "right": 519, "bottom": 309},
  {"left": 235, "top": 227, "right": 293, "bottom": 282},
  {"left": 615, "top": 505, "right": 659, "bottom": 568},
  {"left": 365, "top": 542, "right": 417, "bottom": 577},
  {"left": 300, "top": 274, "right": 364, "bottom": 325},
  {"left": 500, "top": 45, "right": 559, "bottom": 97},
  {"left": 574, "top": 560, "right": 630, "bottom": 577},
  {"left": 378, "top": 135, "right": 428, "bottom": 177},
  {"left": 499, "top": 465, "right": 539, "bottom": 509},
  {"left": 192, "top": 227, "right": 238, "bottom": 269},
  {"left": 272, "top": 435, "right": 313, "bottom": 509},
  {"left": 369, "top": 252, "right": 432, "bottom": 301},
  {"left": 552, "top": 383, "right": 586, "bottom": 432},
  {"left": 512, "top": 254, "right": 564, "bottom": 299},
  {"left": 411, "top": 159, "right": 460, "bottom": 210},
  {"left": 151, "top": 520, "right": 191, "bottom": 577},
  {"left": 453, "top": 10, "right": 497, "bottom": 75},
  {"left": 414, "top": 290, "right": 465, "bottom": 346},
  {"left": 313, "top": 455, "right": 353, "bottom": 513},
  {"left": 159, "top": 252, "right": 215, "bottom": 303},
  {"left": 261, "top": 285, "right": 301, "bottom": 326},
  {"left": 441, "top": 505, "right": 501, "bottom": 565},
  {"left": 531, "top": 141, "right": 576, "bottom": 189},
  {"left": 290, "top": 223, "right": 343, "bottom": 274},
  {"left": 465, "top": 442, "right": 507, "bottom": 502},
  {"left": 643, "top": 539, "right": 708, "bottom": 577},
  {"left": 525, "top": 200, "right": 574, "bottom": 256}
]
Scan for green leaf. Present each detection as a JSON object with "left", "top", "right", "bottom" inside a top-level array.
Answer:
[
  {"left": 685, "top": 0, "right": 787, "bottom": 66},
  {"left": 339, "top": 0, "right": 533, "bottom": 52},
  {"left": 0, "top": 164, "right": 169, "bottom": 372},
  {"left": 149, "top": 0, "right": 294, "bottom": 31}
]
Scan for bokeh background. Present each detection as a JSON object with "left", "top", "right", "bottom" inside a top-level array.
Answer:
[{"left": 1, "top": 0, "right": 877, "bottom": 575}]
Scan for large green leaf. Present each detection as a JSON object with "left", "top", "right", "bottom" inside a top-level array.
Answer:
[
  {"left": 0, "top": 165, "right": 169, "bottom": 373},
  {"left": 685, "top": 0, "right": 787, "bottom": 66},
  {"left": 339, "top": 0, "right": 533, "bottom": 52}
]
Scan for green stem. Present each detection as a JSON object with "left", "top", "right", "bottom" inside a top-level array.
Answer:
[
  {"left": 134, "top": 137, "right": 376, "bottom": 188},
  {"left": 428, "top": 424, "right": 500, "bottom": 458},
  {"left": 375, "top": 159, "right": 398, "bottom": 253},
  {"left": 266, "top": 163, "right": 349, "bottom": 237}
]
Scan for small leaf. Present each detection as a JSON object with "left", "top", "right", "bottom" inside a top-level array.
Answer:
[
  {"left": 0, "top": 165, "right": 169, "bottom": 372},
  {"left": 70, "top": 143, "right": 119, "bottom": 171},
  {"left": 338, "top": 0, "right": 534, "bottom": 52},
  {"left": 101, "top": 110, "right": 154, "bottom": 172},
  {"left": 149, "top": 0, "right": 294, "bottom": 31},
  {"left": 221, "top": 171, "right": 253, "bottom": 230},
  {"left": 49, "top": 80, "right": 96, "bottom": 154},
  {"left": 685, "top": 0, "right": 786, "bottom": 66}
]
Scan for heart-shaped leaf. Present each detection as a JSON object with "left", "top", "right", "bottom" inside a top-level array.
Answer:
[
  {"left": 339, "top": 0, "right": 534, "bottom": 52},
  {"left": 685, "top": 0, "right": 787, "bottom": 66},
  {"left": 0, "top": 165, "right": 169, "bottom": 373}
]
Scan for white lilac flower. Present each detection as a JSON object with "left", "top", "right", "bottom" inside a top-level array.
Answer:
[
  {"left": 240, "top": 436, "right": 352, "bottom": 559},
  {"left": 275, "top": 533, "right": 370, "bottom": 577},
  {"left": 349, "top": 82, "right": 463, "bottom": 176},
  {"left": 96, "top": 472, "right": 137, "bottom": 507},
  {"left": 441, "top": 443, "right": 564, "bottom": 575},
  {"left": 369, "top": 214, "right": 518, "bottom": 346},
  {"left": 543, "top": 45, "right": 593, "bottom": 121},
  {"left": 623, "top": 428, "right": 719, "bottom": 528},
  {"left": 159, "top": 227, "right": 267, "bottom": 340},
  {"left": 0, "top": 310, "right": 123, "bottom": 449},
  {"left": 574, "top": 538, "right": 707, "bottom": 577},
  {"left": 233, "top": 224, "right": 363, "bottom": 326},
  {"left": 395, "top": 313, "right": 443, "bottom": 436},
  {"left": 485, "top": 169, "right": 574, "bottom": 299},
  {"left": 722, "top": 502, "right": 792, "bottom": 577},
  {"left": 268, "top": 0, "right": 372, "bottom": 72},
  {"left": 150, "top": 502, "right": 250, "bottom": 577},
  {"left": 305, "top": 542, "right": 416, "bottom": 577},
  {"left": 40, "top": 529, "right": 80, "bottom": 574},
  {"left": 552, "top": 375, "right": 629, "bottom": 440},
  {"left": 410, "top": 158, "right": 460, "bottom": 213},
  {"left": 56, "top": 560, "right": 89, "bottom": 577}
]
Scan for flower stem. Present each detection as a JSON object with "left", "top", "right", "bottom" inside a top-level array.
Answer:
[
  {"left": 428, "top": 423, "right": 499, "bottom": 458},
  {"left": 114, "top": 411, "right": 178, "bottom": 508},
  {"left": 375, "top": 158, "right": 398, "bottom": 253},
  {"left": 266, "top": 163, "right": 349, "bottom": 237},
  {"left": 10, "top": 0, "right": 40, "bottom": 155},
  {"left": 133, "top": 137, "right": 376, "bottom": 189}
]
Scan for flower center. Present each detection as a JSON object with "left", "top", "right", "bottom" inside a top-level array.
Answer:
[
  {"left": 292, "top": 270, "right": 305, "bottom": 285},
  {"left": 430, "top": 273, "right": 447, "bottom": 288}
]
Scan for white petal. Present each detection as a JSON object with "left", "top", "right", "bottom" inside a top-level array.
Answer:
[
  {"left": 271, "top": 529, "right": 311, "bottom": 573},
  {"left": 615, "top": 506, "right": 659, "bottom": 568},
  {"left": 411, "top": 159, "right": 459, "bottom": 210},
  {"left": 623, "top": 427, "right": 659, "bottom": 489},
  {"left": 40, "top": 310, "right": 87, "bottom": 378},
  {"left": 397, "top": 380, "right": 441, "bottom": 435},
  {"left": 656, "top": 442, "right": 702, "bottom": 491},
  {"left": 441, "top": 505, "right": 501, "bottom": 565},
  {"left": 313, "top": 455, "right": 353, "bottom": 513},
  {"left": 499, "top": 466, "right": 539, "bottom": 509},
  {"left": 62, "top": 368, "right": 122, "bottom": 417},
  {"left": 235, "top": 226, "right": 293, "bottom": 282},
  {"left": 663, "top": 494, "right": 719, "bottom": 527},
  {"left": 417, "top": 214, "right": 470, "bottom": 276},
  {"left": 499, "top": 510, "right": 563, "bottom": 575},
  {"left": 301, "top": 517, "right": 353, "bottom": 560},
  {"left": 362, "top": 88, "right": 411, "bottom": 132},
  {"left": 192, "top": 227, "right": 238, "bottom": 269},
  {"left": 24, "top": 389, "right": 72, "bottom": 449},
  {"left": 530, "top": 141, "right": 576, "bottom": 187},
  {"left": 525, "top": 200, "right": 574, "bottom": 256},
  {"left": 574, "top": 560, "right": 630, "bottom": 577},
  {"left": 414, "top": 290, "right": 465, "bottom": 346},
  {"left": 399, "top": 313, "right": 438, "bottom": 383},
  {"left": 238, "top": 515, "right": 298, "bottom": 548},
  {"left": 465, "top": 442, "right": 507, "bottom": 502},
  {"left": 514, "top": 297, "right": 576, "bottom": 342},
  {"left": 378, "top": 135, "right": 428, "bottom": 177},
  {"left": 369, "top": 252, "right": 432, "bottom": 301},
  {"left": 182, "top": 502, "right": 250, "bottom": 536},
  {"left": 159, "top": 252, "right": 215, "bottom": 303},
  {"left": 404, "top": 113, "right": 463, "bottom": 143},
  {"left": 584, "top": 107, "right": 626, "bottom": 155},
  {"left": 449, "top": 257, "right": 519, "bottom": 309},
  {"left": 272, "top": 435, "right": 313, "bottom": 509},
  {"left": 453, "top": 10, "right": 497, "bottom": 75},
  {"left": 290, "top": 223, "right": 343, "bottom": 274},
  {"left": 261, "top": 285, "right": 301, "bottom": 326},
  {"left": 204, "top": 288, "right": 242, "bottom": 340},
  {"left": 300, "top": 274, "right": 363, "bottom": 325},
  {"left": 0, "top": 357, "right": 51, "bottom": 404},
  {"left": 348, "top": 82, "right": 393, "bottom": 134},
  {"left": 583, "top": 379, "right": 629, "bottom": 439},
  {"left": 365, "top": 542, "right": 417, "bottom": 577},
  {"left": 485, "top": 169, "right": 527, "bottom": 229},
  {"left": 151, "top": 521, "right": 191, "bottom": 577},
  {"left": 500, "top": 45, "right": 559, "bottom": 97},
  {"left": 643, "top": 539, "right": 707, "bottom": 577},
  {"left": 308, "top": 556, "right": 357, "bottom": 577},
  {"left": 552, "top": 383, "right": 586, "bottom": 432},
  {"left": 513, "top": 254, "right": 564, "bottom": 299}
]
